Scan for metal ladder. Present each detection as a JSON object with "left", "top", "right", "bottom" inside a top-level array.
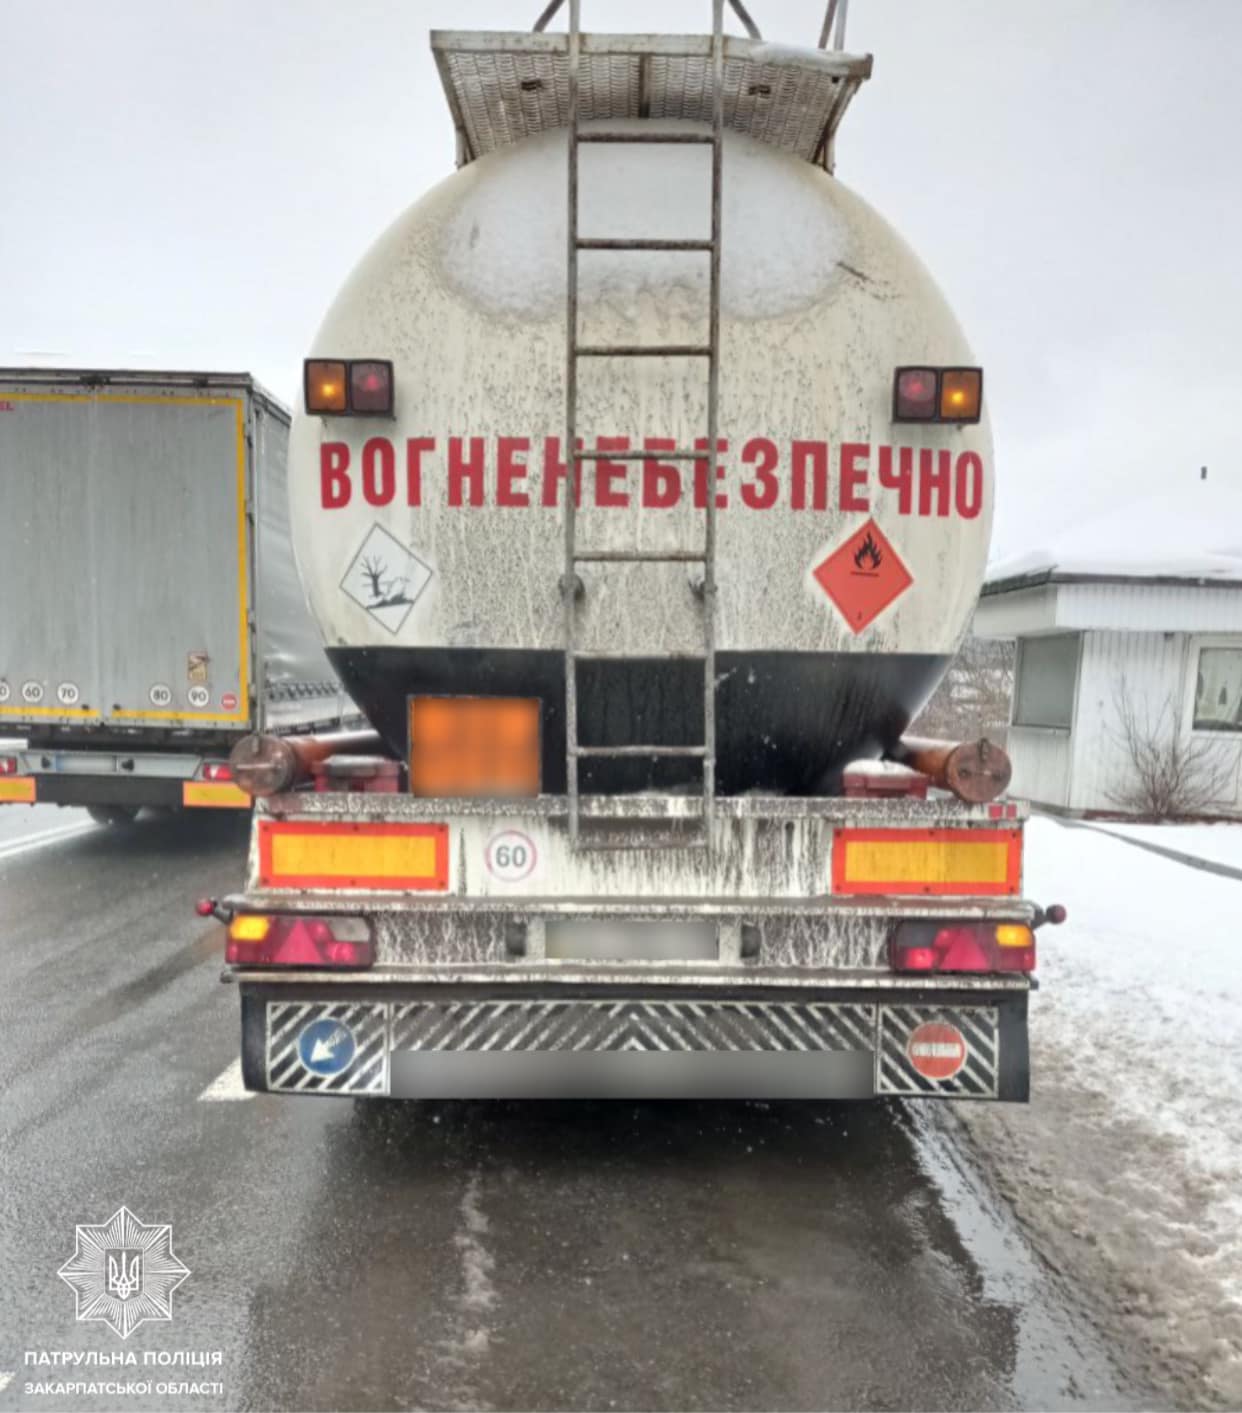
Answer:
[{"left": 562, "top": 0, "right": 725, "bottom": 852}]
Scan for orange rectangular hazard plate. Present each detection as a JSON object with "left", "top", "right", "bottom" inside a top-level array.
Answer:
[
  {"left": 0, "top": 777, "right": 36, "bottom": 803},
  {"left": 832, "top": 827, "right": 1021, "bottom": 896},
  {"left": 409, "top": 695, "right": 541, "bottom": 798},
  {"left": 258, "top": 819, "right": 449, "bottom": 890}
]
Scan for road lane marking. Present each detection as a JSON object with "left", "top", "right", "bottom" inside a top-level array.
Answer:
[
  {"left": 0, "top": 820, "right": 96, "bottom": 862},
  {"left": 198, "top": 1058, "right": 254, "bottom": 1101}
]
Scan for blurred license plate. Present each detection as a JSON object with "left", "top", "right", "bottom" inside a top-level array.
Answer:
[{"left": 544, "top": 920, "right": 717, "bottom": 962}]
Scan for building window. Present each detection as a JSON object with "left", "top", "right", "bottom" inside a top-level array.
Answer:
[
  {"left": 1012, "top": 634, "right": 1079, "bottom": 729},
  {"left": 1193, "top": 647, "right": 1242, "bottom": 732}
]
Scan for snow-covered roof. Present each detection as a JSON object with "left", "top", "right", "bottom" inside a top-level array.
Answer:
[{"left": 985, "top": 482, "right": 1242, "bottom": 592}]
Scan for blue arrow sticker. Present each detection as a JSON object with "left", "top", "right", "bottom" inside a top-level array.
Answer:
[{"left": 297, "top": 1018, "right": 356, "bottom": 1076}]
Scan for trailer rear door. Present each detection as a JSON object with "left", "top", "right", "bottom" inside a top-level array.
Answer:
[{"left": 0, "top": 380, "right": 252, "bottom": 732}]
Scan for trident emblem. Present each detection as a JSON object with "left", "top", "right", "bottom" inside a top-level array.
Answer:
[{"left": 106, "top": 1250, "right": 141, "bottom": 1301}]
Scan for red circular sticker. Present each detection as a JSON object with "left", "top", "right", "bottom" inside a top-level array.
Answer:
[
  {"left": 221, "top": 692, "right": 238, "bottom": 711},
  {"left": 906, "top": 1022, "right": 967, "bottom": 1081}
]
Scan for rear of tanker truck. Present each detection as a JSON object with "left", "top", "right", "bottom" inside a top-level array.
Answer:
[
  {"left": 0, "top": 369, "right": 347, "bottom": 822},
  {"left": 219, "top": 8, "right": 1063, "bottom": 1102}
]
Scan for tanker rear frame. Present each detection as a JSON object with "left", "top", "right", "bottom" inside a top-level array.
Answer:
[
  {"left": 218, "top": 8, "right": 1050, "bottom": 1102},
  {"left": 222, "top": 790, "right": 1040, "bottom": 1102}
]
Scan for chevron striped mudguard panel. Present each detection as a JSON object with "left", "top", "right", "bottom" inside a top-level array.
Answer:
[
  {"left": 876, "top": 1003, "right": 1023, "bottom": 1099},
  {"left": 390, "top": 999, "right": 877, "bottom": 1054},
  {"left": 246, "top": 992, "right": 1028, "bottom": 1101},
  {"left": 265, "top": 1001, "right": 388, "bottom": 1094},
  {"left": 385, "top": 998, "right": 879, "bottom": 1097}
]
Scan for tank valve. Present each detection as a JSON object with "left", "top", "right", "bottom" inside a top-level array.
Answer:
[
  {"left": 887, "top": 735, "right": 1013, "bottom": 804},
  {"left": 228, "top": 729, "right": 385, "bottom": 798}
]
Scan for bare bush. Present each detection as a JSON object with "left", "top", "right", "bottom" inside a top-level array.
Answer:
[
  {"left": 1106, "top": 678, "right": 1234, "bottom": 818},
  {"left": 914, "top": 637, "right": 1014, "bottom": 741}
]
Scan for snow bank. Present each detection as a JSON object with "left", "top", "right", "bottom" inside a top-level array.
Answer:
[{"left": 959, "top": 818, "right": 1242, "bottom": 1407}]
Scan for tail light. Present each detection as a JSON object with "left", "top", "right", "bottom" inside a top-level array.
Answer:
[
  {"left": 890, "top": 920, "right": 1035, "bottom": 974},
  {"left": 348, "top": 360, "right": 394, "bottom": 415},
  {"left": 893, "top": 366, "right": 983, "bottom": 423},
  {"left": 0, "top": 756, "right": 17, "bottom": 777},
  {"left": 202, "top": 761, "right": 233, "bottom": 782},
  {"left": 939, "top": 368, "right": 982, "bottom": 421},
  {"left": 225, "top": 913, "right": 373, "bottom": 968},
  {"left": 893, "top": 367, "right": 938, "bottom": 421},
  {"left": 304, "top": 358, "right": 393, "bottom": 416},
  {"left": 304, "top": 360, "right": 347, "bottom": 414}
]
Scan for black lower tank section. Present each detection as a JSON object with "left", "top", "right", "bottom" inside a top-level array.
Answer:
[{"left": 326, "top": 647, "right": 949, "bottom": 797}]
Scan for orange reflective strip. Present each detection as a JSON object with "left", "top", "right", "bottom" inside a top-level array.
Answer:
[
  {"left": 833, "top": 827, "right": 1021, "bottom": 896},
  {"left": 182, "top": 781, "right": 251, "bottom": 809},
  {"left": 0, "top": 777, "right": 36, "bottom": 803},
  {"left": 258, "top": 820, "right": 449, "bottom": 890}
]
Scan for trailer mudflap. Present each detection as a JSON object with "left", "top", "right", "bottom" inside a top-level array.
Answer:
[{"left": 239, "top": 986, "right": 1029, "bottom": 1102}]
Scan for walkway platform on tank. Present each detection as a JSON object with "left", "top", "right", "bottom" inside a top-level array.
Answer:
[{"left": 431, "top": 29, "right": 872, "bottom": 170}]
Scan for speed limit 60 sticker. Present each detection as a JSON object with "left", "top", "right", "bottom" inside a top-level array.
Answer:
[{"left": 484, "top": 829, "right": 540, "bottom": 883}]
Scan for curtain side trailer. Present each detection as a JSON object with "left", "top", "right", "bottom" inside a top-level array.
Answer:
[{"left": 0, "top": 369, "right": 354, "bottom": 823}]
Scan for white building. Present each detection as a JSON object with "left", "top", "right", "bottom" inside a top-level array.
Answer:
[{"left": 974, "top": 484, "right": 1242, "bottom": 817}]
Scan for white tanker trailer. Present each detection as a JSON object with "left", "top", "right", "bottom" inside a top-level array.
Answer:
[{"left": 211, "top": 2, "right": 1065, "bottom": 1101}]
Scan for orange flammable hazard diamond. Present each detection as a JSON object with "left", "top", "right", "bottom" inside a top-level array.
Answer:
[{"left": 813, "top": 519, "right": 913, "bottom": 633}]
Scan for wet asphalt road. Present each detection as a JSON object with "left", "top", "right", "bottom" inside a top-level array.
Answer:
[{"left": 0, "top": 809, "right": 1152, "bottom": 1413}]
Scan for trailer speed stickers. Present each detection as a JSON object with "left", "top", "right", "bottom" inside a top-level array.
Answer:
[
  {"left": 812, "top": 518, "right": 912, "bottom": 633},
  {"left": 187, "top": 686, "right": 210, "bottom": 709},
  {"left": 340, "top": 523, "right": 432, "bottom": 635},
  {"left": 21, "top": 681, "right": 43, "bottom": 704},
  {"left": 56, "top": 682, "right": 79, "bottom": 706},
  {"left": 0, "top": 682, "right": 9, "bottom": 703},
  {"left": 484, "top": 829, "right": 539, "bottom": 883}
]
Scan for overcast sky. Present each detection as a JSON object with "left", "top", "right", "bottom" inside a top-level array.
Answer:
[{"left": 2, "top": 1, "right": 1238, "bottom": 557}]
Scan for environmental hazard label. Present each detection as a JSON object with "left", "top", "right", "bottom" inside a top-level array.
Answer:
[
  {"left": 341, "top": 523, "right": 433, "bottom": 636},
  {"left": 812, "top": 519, "right": 913, "bottom": 633}
]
